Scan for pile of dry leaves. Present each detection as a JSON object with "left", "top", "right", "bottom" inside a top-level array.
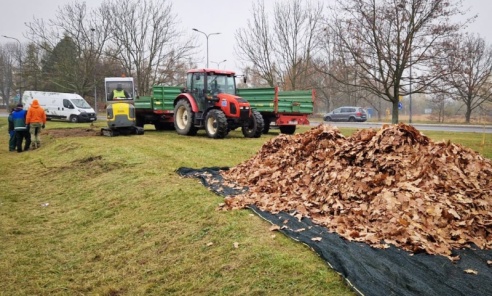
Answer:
[{"left": 221, "top": 123, "right": 492, "bottom": 260}]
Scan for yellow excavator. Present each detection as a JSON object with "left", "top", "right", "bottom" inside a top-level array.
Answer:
[{"left": 101, "top": 77, "right": 144, "bottom": 136}]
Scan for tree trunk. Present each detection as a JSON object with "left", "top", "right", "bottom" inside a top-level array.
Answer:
[
  {"left": 465, "top": 107, "right": 472, "bottom": 123},
  {"left": 392, "top": 101, "right": 399, "bottom": 124}
]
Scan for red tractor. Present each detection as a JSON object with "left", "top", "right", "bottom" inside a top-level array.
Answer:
[{"left": 173, "top": 69, "right": 264, "bottom": 139}]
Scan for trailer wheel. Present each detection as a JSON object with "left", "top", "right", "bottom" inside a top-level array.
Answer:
[
  {"left": 70, "top": 115, "right": 79, "bottom": 123},
  {"left": 136, "top": 116, "right": 144, "bottom": 128},
  {"left": 155, "top": 122, "right": 175, "bottom": 131},
  {"left": 174, "top": 99, "right": 198, "bottom": 136},
  {"left": 263, "top": 117, "right": 271, "bottom": 134},
  {"left": 242, "top": 109, "right": 264, "bottom": 138},
  {"left": 205, "top": 109, "right": 228, "bottom": 139},
  {"left": 279, "top": 125, "right": 296, "bottom": 135},
  {"left": 154, "top": 122, "right": 165, "bottom": 131}
]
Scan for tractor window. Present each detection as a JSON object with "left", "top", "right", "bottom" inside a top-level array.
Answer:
[
  {"left": 192, "top": 73, "right": 205, "bottom": 98},
  {"left": 206, "top": 74, "right": 235, "bottom": 95},
  {"left": 193, "top": 73, "right": 205, "bottom": 90},
  {"left": 186, "top": 73, "right": 193, "bottom": 90}
]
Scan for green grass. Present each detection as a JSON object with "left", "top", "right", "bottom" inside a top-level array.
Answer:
[{"left": 0, "top": 119, "right": 490, "bottom": 295}]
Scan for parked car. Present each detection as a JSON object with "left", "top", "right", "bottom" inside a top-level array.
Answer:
[{"left": 323, "top": 106, "right": 367, "bottom": 122}]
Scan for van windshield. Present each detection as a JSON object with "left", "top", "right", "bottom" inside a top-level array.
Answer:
[{"left": 72, "top": 98, "right": 92, "bottom": 109}]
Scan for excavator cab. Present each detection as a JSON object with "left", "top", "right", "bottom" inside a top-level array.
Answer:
[{"left": 101, "top": 77, "right": 144, "bottom": 136}]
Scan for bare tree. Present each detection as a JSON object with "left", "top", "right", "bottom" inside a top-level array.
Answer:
[
  {"left": 235, "top": 0, "right": 324, "bottom": 90},
  {"left": 273, "top": 0, "right": 324, "bottom": 90},
  {"left": 235, "top": 0, "right": 277, "bottom": 87},
  {"left": 101, "top": 0, "right": 195, "bottom": 95},
  {"left": 0, "top": 45, "right": 16, "bottom": 107},
  {"left": 432, "top": 34, "right": 492, "bottom": 123},
  {"left": 319, "top": 0, "right": 472, "bottom": 123},
  {"left": 25, "top": 1, "right": 111, "bottom": 96}
]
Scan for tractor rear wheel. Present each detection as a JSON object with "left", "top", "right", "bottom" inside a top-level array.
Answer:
[
  {"left": 242, "top": 109, "right": 264, "bottom": 138},
  {"left": 174, "top": 99, "right": 198, "bottom": 136},
  {"left": 205, "top": 109, "right": 228, "bottom": 139}
]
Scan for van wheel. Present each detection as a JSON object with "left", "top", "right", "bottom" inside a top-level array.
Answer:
[{"left": 70, "top": 115, "right": 79, "bottom": 123}]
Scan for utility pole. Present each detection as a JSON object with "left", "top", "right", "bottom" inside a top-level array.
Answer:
[
  {"left": 2, "top": 35, "right": 23, "bottom": 104},
  {"left": 192, "top": 28, "right": 221, "bottom": 68}
]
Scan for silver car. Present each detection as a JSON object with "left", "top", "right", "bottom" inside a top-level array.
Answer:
[{"left": 323, "top": 106, "right": 367, "bottom": 122}]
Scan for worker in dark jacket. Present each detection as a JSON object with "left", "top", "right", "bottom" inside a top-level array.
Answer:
[
  {"left": 11, "top": 103, "right": 31, "bottom": 152},
  {"left": 7, "top": 108, "right": 15, "bottom": 151}
]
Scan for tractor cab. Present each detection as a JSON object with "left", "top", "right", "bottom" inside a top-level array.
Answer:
[{"left": 185, "top": 69, "right": 238, "bottom": 111}]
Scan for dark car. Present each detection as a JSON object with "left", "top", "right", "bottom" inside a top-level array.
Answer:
[{"left": 323, "top": 106, "right": 367, "bottom": 122}]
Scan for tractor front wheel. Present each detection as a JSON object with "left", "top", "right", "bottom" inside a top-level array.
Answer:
[
  {"left": 205, "top": 109, "right": 228, "bottom": 139},
  {"left": 174, "top": 99, "right": 198, "bottom": 136},
  {"left": 242, "top": 110, "right": 264, "bottom": 138}
]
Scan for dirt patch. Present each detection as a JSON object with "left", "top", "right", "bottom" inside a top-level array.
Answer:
[{"left": 45, "top": 128, "right": 101, "bottom": 138}]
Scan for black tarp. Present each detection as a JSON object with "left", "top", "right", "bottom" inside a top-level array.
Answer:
[{"left": 176, "top": 167, "right": 492, "bottom": 296}]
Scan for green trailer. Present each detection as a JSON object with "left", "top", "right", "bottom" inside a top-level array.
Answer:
[
  {"left": 237, "top": 87, "right": 314, "bottom": 134},
  {"left": 134, "top": 86, "right": 181, "bottom": 130}
]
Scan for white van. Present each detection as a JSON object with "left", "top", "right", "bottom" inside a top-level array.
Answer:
[{"left": 22, "top": 91, "right": 97, "bottom": 123}]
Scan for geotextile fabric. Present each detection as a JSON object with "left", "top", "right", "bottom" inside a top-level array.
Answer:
[{"left": 176, "top": 167, "right": 492, "bottom": 296}]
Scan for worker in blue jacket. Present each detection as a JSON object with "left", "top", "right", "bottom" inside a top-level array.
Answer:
[{"left": 11, "top": 103, "right": 31, "bottom": 152}]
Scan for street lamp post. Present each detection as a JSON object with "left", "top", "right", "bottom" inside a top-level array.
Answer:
[
  {"left": 90, "top": 28, "right": 97, "bottom": 113},
  {"left": 192, "top": 28, "right": 221, "bottom": 68},
  {"left": 2, "top": 35, "right": 23, "bottom": 104},
  {"left": 211, "top": 59, "right": 227, "bottom": 69},
  {"left": 409, "top": 52, "right": 412, "bottom": 124}
]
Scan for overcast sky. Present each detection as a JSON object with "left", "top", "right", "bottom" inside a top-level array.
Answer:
[{"left": 1, "top": 0, "right": 491, "bottom": 74}]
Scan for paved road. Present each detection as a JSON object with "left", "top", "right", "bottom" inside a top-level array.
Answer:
[
  {"left": 1, "top": 109, "right": 490, "bottom": 133},
  {"left": 313, "top": 120, "right": 492, "bottom": 134}
]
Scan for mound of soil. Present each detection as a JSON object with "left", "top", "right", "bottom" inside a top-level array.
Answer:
[
  {"left": 221, "top": 123, "right": 492, "bottom": 260},
  {"left": 44, "top": 127, "right": 101, "bottom": 138}
]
